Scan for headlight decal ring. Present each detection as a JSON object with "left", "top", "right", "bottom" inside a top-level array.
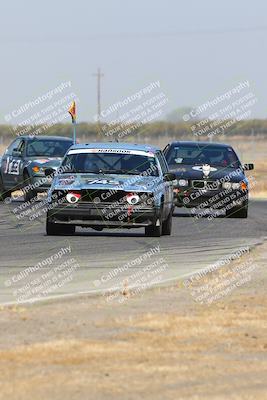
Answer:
[{"left": 126, "top": 193, "right": 140, "bottom": 205}]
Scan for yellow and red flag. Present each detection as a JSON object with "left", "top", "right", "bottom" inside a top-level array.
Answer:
[{"left": 68, "top": 101, "right": 76, "bottom": 123}]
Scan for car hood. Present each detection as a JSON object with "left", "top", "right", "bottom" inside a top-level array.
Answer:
[
  {"left": 27, "top": 157, "right": 63, "bottom": 168},
  {"left": 169, "top": 164, "right": 245, "bottom": 182},
  {"left": 52, "top": 173, "right": 161, "bottom": 192}
]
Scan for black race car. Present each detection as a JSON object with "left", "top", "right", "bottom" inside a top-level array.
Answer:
[
  {"left": 0, "top": 136, "right": 73, "bottom": 202},
  {"left": 163, "top": 141, "right": 254, "bottom": 218}
]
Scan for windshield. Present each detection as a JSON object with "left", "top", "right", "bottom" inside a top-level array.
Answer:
[
  {"left": 27, "top": 139, "right": 73, "bottom": 157},
  {"left": 61, "top": 152, "right": 159, "bottom": 176},
  {"left": 166, "top": 145, "right": 241, "bottom": 168}
]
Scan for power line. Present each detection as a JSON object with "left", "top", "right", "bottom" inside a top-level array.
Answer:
[{"left": 2, "top": 26, "right": 267, "bottom": 43}]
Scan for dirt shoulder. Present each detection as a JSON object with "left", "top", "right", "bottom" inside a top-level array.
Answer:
[{"left": 0, "top": 242, "right": 267, "bottom": 400}]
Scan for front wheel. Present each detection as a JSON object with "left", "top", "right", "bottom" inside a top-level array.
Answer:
[
  {"left": 0, "top": 174, "right": 12, "bottom": 201},
  {"left": 162, "top": 210, "right": 173, "bottom": 235},
  {"left": 226, "top": 205, "right": 248, "bottom": 218},
  {"left": 145, "top": 214, "right": 162, "bottom": 237},
  {"left": 23, "top": 172, "right": 38, "bottom": 202}
]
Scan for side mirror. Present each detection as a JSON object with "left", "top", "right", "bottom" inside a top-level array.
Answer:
[
  {"left": 164, "top": 172, "right": 176, "bottom": 181},
  {"left": 243, "top": 163, "right": 254, "bottom": 171},
  {"left": 44, "top": 168, "right": 55, "bottom": 177},
  {"left": 12, "top": 149, "right": 22, "bottom": 157}
]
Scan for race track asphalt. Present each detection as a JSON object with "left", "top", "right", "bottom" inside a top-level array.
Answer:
[{"left": 0, "top": 198, "right": 266, "bottom": 305}]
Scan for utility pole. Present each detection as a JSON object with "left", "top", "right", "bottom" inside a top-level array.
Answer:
[
  {"left": 251, "top": 127, "right": 256, "bottom": 155},
  {"left": 92, "top": 67, "right": 104, "bottom": 125}
]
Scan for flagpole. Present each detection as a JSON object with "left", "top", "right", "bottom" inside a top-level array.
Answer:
[{"left": 73, "top": 120, "right": 76, "bottom": 144}]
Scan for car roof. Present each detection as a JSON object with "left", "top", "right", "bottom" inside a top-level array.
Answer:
[
  {"left": 168, "top": 141, "right": 232, "bottom": 148},
  {"left": 69, "top": 142, "right": 160, "bottom": 152},
  {"left": 20, "top": 136, "right": 73, "bottom": 141}
]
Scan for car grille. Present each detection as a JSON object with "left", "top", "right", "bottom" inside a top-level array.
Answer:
[
  {"left": 192, "top": 180, "right": 220, "bottom": 190},
  {"left": 51, "top": 189, "right": 154, "bottom": 206},
  {"left": 81, "top": 189, "right": 127, "bottom": 203}
]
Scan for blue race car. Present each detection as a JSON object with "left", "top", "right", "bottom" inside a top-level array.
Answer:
[{"left": 46, "top": 142, "right": 176, "bottom": 236}]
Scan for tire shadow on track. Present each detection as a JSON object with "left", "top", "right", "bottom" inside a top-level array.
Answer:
[
  {"left": 43, "top": 230, "right": 146, "bottom": 238},
  {"left": 172, "top": 210, "right": 225, "bottom": 218},
  {"left": 77, "top": 231, "right": 146, "bottom": 238}
]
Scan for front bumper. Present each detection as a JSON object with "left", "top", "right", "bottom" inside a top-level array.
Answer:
[
  {"left": 47, "top": 202, "right": 159, "bottom": 228},
  {"left": 173, "top": 187, "right": 248, "bottom": 209}
]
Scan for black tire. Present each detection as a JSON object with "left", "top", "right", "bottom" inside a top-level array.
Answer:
[
  {"left": 162, "top": 210, "right": 173, "bottom": 235},
  {"left": 0, "top": 174, "right": 12, "bottom": 201},
  {"left": 23, "top": 172, "right": 37, "bottom": 202},
  {"left": 46, "top": 217, "right": 76, "bottom": 236},
  {"left": 145, "top": 224, "right": 162, "bottom": 237},
  {"left": 231, "top": 207, "right": 248, "bottom": 218},
  {"left": 145, "top": 212, "right": 163, "bottom": 237},
  {"left": 226, "top": 205, "right": 248, "bottom": 219}
]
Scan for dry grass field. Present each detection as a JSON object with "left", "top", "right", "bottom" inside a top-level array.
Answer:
[{"left": 225, "top": 137, "right": 267, "bottom": 198}]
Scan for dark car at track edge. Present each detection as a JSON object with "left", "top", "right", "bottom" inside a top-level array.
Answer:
[
  {"left": 0, "top": 136, "right": 73, "bottom": 202},
  {"left": 163, "top": 141, "right": 254, "bottom": 218}
]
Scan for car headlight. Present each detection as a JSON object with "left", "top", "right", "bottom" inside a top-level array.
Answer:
[
  {"left": 126, "top": 193, "right": 140, "bottom": 205},
  {"left": 232, "top": 182, "right": 241, "bottom": 190},
  {"left": 177, "top": 179, "right": 188, "bottom": 187},
  {"left": 222, "top": 182, "right": 246, "bottom": 190},
  {"left": 222, "top": 182, "right": 232, "bottom": 190},
  {"left": 32, "top": 166, "right": 45, "bottom": 174},
  {"left": 140, "top": 193, "right": 154, "bottom": 206}
]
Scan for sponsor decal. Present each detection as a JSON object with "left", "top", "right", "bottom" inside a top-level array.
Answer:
[
  {"left": 34, "top": 159, "right": 50, "bottom": 164},
  {"left": 66, "top": 192, "right": 81, "bottom": 204},
  {"left": 87, "top": 178, "right": 120, "bottom": 185},
  {"left": 58, "top": 177, "right": 76, "bottom": 185},
  {"left": 192, "top": 164, "right": 217, "bottom": 177},
  {"left": 4, "top": 157, "right": 22, "bottom": 175},
  {"left": 172, "top": 167, "right": 186, "bottom": 172},
  {"left": 32, "top": 158, "right": 61, "bottom": 164}
]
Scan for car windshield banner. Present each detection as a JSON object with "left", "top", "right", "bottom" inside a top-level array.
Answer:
[{"left": 68, "top": 148, "right": 155, "bottom": 157}]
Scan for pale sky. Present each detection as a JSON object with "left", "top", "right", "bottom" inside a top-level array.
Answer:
[{"left": 0, "top": 0, "right": 267, "bottom": 123}]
